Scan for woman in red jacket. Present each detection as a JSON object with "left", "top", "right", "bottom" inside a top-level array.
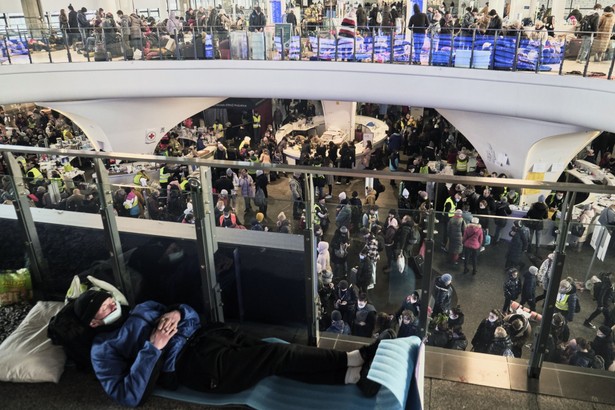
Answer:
[{"left": 462, "top": 217, "right": 483, "bottom": 275}]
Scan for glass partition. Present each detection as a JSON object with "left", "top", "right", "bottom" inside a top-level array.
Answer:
[{"left": 2, "top": 144, "right": 615, "bottom": 377}]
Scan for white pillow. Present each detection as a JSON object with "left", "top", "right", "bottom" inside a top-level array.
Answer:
[{"left": 0, "top": 301, "right": 66, "bottom": 383}]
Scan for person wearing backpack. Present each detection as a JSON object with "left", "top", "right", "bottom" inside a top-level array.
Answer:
[
  {"left": 584, "top": 272, "right": 614, "bottom": 329},
  {"left": 576, "top": 3, "right": 602, "bottom": 63},
  {"left": 331, "top": 226, "right": 351, "bottom": 280}
]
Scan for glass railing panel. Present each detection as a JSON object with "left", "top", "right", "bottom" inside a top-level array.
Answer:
[
  {"left": 248, "top": 31, "right": 266, "bottom": 60},
  {"left": 229, "top": 30, "right": 248, "bottom": 60},
  {"left": 1, "top": 31, "right": 31, "bottom": 64},
  {"left": 0, "top": 173, "right": 29, "bottom": 279},
  {"left": 430, "top": 33, "right": 453, "bottom": 67}
]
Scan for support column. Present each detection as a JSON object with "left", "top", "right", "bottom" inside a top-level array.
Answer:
[
  {"left": 488, "top": 0, "right": 506, "bottom": 18},
  {"left": 40, "top": 97, "right": 224, "bottom": 154},
  {"left": 508, "top": 0, "right": 528, "bottom": 21},
  {"left": 5, "top": 151, "right": 48, "bottom": 300},
  {"left": 93, "top": 158, "right": 135, "bottom": 305},
  {"left": 20, "top": 0, "right": 44, "bottom": 37},
  {"left": 550, "top": 0, "right": 566, "bottom": 28},
  {"left": 190, "top": 166, "right": 224, "bottom": 323}
]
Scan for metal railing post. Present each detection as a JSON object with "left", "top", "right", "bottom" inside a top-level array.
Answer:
[
  {"left": 63, "top": 27, "right": 72, "bottom": 62},
  {"left": 583, "top": 33, "right": 593, "bottom": 77},
  {"left": 418, "top": 205, "right": 437, "bottom": 339},
  {"left": 190, "top": 166, "right": 224, "bottom": 323},
  {"left": 4, "top": 152, "right": 50, "bottom": 301},
  {"left": 93, "top": 158, "right": 135, "bottom": 305},
  {"left": 303, "top": 173, "right": 318, "bottom": 346},
  {"left": 527, "top": 191, "right": 573, "bottom": 378},
  {"left": 2, "top": 35, "right": 12, "bottom": 64},
  {"left": 469, "top": 28, "right": 476, "bottom": 69}
]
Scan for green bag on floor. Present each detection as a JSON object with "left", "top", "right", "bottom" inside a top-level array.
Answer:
[{"left": 0, "top": 268, "right": 33, "bottom": 306}]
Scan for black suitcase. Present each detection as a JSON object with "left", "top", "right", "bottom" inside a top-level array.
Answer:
[{"left": 408, "top": 255, "right": 424, "bottom": 278}]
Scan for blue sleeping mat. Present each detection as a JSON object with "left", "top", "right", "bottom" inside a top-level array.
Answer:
[{"left": 154, "top": 335, "right": 423, "bottom": 410}]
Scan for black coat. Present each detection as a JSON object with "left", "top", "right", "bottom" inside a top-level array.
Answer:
[
  {"left": 592, "top": 335, "right": 614, "bottom": 369},
  {"left": 472, "top": 319, "right": 500, "bottom": 353},
  {"left": 522, "top": 271, "right": 537, "bottom": 302}
]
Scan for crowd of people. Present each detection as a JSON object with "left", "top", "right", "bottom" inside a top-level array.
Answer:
[{"left": 2, "top": 99, "right": 615, "bottom": 371}]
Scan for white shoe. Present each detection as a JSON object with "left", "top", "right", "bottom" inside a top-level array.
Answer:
[
  {"left": 480, "top": 247, "right": 485, "bottom": 252},
  {"left": 325, "top": 195, "right": 332, "bottom": 199},
  {"left": 367, "top": 284, "right": 375, "bottom": 290}
]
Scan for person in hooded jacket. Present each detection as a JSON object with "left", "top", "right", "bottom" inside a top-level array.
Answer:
[
  {"left": 525, "top": 195, "right": 549, "bottom": 253},
  {"left": 503, "top": 268, "right": 522, "bottom": 314},
  {"left": 326, "top": 310, "right": 351, "bottom": 335},
  {"left": 493, "top": 196, "right": 512, "bottom": 244},
  {"left": 462, "top": 217, "right": 483, "bottom": 275},
  {"left": 447, "top": 209, "right": 466, "bottom": 265},
  {"left": 398, "top": 188, "right": 413, "bottom": 219},
  {"left": 334, "top": 280, "right": 358, "bottom": 325},
  {"left": 395, "top": 291, "right": 420, "bottom": 320},
  {"left": 555, "top": 278, "right": 578, "bottom": 322},
  {"left": 503, "top": 313, "right": 531, "bottom": 358},
  {"left": 569, "top": 337, "right": 597, "bottom": 368},
  {"left": 330, "top": 226, "right": 350, "bottom": 280},
  {"left": 487, "top": 326, "right": 514, "bottom": 357},
  {"left": 545, "top": 313, "right": 570, "bottom": 363},
  {"left": 356, "top": 248, "right": 374, "bottom": 293},
  {"left": 472, "top": 309, "right": 503, "bottom": 353},
  {"left": 397, "top": 309, "right": 420, "bottom": 338},
  {"left": 592, "top": 326, "right": 614, "bottom": 370},
  {"left": 447, "top": 306, "right": 465, "bottom": 330},
  {"left": 316, "top": 241, "right": 331, "bottom": 275},
  {"left": 427, "top": 321, "right": 452, "bottom": 348},
  {"left": 433, "top": 273, "right": 453, "bottom": 316},
  {"left": 505, "top": 221, "right": 529, "bottom": 270},
  {"left": 352, "top": 293, "right": 377, "bottom": 337}
]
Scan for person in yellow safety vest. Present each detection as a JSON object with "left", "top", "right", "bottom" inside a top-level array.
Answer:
[
  {"left": 252, "top": 112, "right": 261, "bottom": 142},
  {"left": 554, "top": 278, "right": 578, "bottom": 322},
  {"left": 213, "top": 120, "right": 224, "bottom": 134},
  {"left": 238, "top": 136, "right": 251, "bottom": 152},
  {"left": 247, "top": 152, "right": 260, "bottom": 178},
  {"left": 133, "top": 169, "right": 150, "bottom": 187},
  {"left": 26, "top": 163, "right": 44, "bottom": 188},
  {"left": 159, "top": 164, "right": 171, "bottom": 190},
  {"left": 455, "top": 152, "right": 468, "bottom": 175},
  {"left": 62, "top": 126, "right": 74, "bottom": 141},
  {"left": 440, "top": 192, "right": 461, "bottom": 249},
  {"left": 502, "top": 187, "right": 519, "bottom": 205},
  {"left": 49, "top": 170, "right": 65, "bottom": 193},
  {"left": 180, "top": 178, "right": 190, "bottom": 191}
]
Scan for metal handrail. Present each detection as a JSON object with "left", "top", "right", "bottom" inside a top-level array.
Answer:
[
  {"left": 2, "top": 144, "right": 615, "bottom": 196},
  {"left": 1, "top": 25, "right": 614, "bottom": 80}
]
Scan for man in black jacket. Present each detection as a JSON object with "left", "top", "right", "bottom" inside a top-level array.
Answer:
[
  {"left": 584, "top": 272, "right": 614, "bottom": 329},
  {"left": 248, "top": 6, "right": 266, "bottom": 32}
]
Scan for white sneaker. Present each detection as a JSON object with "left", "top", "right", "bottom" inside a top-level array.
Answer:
[
  {"left": 325, "top": 195, "right": 332, "bottom": 199},
  {"left": 367, "top": 284, "right": 375, "bottom": 290},
  {"left": 480, "top": 247, "right": 485, "bottom": 252}
]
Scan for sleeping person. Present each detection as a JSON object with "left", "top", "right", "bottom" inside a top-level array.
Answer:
[{"left": 66, "top": 289, "right": 381, "bottom": 407}]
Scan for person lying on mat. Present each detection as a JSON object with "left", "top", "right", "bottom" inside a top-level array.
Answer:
[{"left": 72, "top": 289, "right": 381, "bottom": 407}]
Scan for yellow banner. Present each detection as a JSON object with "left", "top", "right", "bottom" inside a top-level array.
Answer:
[{"left": 522, "top": 172, "right": 544, "bottom": 195}]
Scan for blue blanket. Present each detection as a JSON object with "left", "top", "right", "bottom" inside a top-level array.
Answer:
[{"left": 154, "top": 335, "right": 423, "bottom": 410}]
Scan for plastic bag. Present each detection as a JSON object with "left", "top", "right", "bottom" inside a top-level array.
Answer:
[
  {"left": 0, "top": 268, "right": 33, "bottom": 306},
  {"left": 396, "top": 254, "right": 405, "bottom": 273}
]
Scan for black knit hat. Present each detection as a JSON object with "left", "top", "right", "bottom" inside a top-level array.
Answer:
[{"left": 74, "top": 289, "right": 110, "bottom": 325}]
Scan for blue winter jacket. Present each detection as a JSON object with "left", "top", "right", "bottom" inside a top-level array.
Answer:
[{"left": 90, "top": 301, "right": 201, "bottom": 407}]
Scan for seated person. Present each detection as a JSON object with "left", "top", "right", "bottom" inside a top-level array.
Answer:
[{"left": 69, "top": 290, "right": 382, "bottom": 407}]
